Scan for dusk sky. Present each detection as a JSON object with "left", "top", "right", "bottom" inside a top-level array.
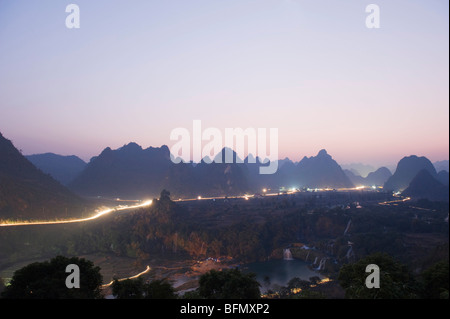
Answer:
[{"left": 0, "top": 0, "right": 448, "bottom": 167}]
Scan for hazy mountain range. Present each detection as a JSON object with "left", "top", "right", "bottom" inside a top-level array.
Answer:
[
  {"left": 43, "top": 141, "right": 449, "bottom": 201},
  {"left": 67, "top": 144, "right": 357, "bottom": 198},
  {"left": 344, "top": 167, "right": 392, "bottom": 187},
  {"left": 26, "top": 153, "right": 86, "bottom": 186},
  {"left": 1, "top": 131, "right": 448, "bottom": 219}
]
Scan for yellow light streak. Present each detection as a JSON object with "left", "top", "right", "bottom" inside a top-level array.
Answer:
[
  {"left": 0, "top": 200, "right": 153, "bottom": 227},
  {"left": 101, "top": 265, "right": 151, "bottom": 288}
]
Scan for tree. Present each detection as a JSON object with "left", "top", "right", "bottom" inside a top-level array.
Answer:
[
  {"left": 159, "top": 189, "right": 171, "bottom": 202},
  {"left": 419, "top": 260, "right": 449, "bottom": 299},
  {"left": 111, "top": 278, "right": 145, "bottom": 299},
  {"left": 144, "top": 279, "right": 176, "bottom": 299},
  {"left": 111, "top": 277, "right": 176, "bottom": 299},
  {"left": 1, "top": 256, "right": 103, "bottom": 299},
  {"left": 0, "top": 277, "right": 5, "bottom": 295},
  {"left": 338, "top": 252, "right": 417, "bottom": 299},
  {"left": 287, "top": 277, "right": 310, "bottom": 290},
  {"left": 198, "top": 268, "right": 261, "bottom": 299}
]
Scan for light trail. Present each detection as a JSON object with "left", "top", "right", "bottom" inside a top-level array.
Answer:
[
  {"left": 173, "top": 186, "right": 384, "bottom": 203},
  {"left": 101, "top": 265, "right": 151, "bottom": 288},
  {"left": 1, "top": 186, "right": 387, "bottom": 227},
  {"left": 0, "top": 200, "right": 153, "bottom": 227},
  {"left": 378, "top": 197, "right": 411, "bottom": 205}
]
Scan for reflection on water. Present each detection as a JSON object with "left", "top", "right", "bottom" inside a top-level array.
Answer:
[{"left": 242, "top": 259, "right": 322, "bottom": 293}]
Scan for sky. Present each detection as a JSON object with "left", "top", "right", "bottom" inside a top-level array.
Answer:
[{"left": 0, "top": 0, "right": 448, "bottom": 167}]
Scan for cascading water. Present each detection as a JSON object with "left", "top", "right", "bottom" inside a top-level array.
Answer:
[
  {"left": 343, "top": 219, "right": 352, "bottom": 236},
  {"left": 345, "top": 245, "right": 353, "bottom": 260},
  {"left": 283, "top": 248, "right": 294, "bottom": 260},
  {"left": 316, "top": 257, "right": 327, "bottom": 271},
  {"left": 305, "top": 250, "right": 310, "bottom": 262}
]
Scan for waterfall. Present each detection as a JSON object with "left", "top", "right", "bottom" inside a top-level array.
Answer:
[
  {"left": 283, "top": 248, "right": 293, "bottom": 260},
  {"left": 345, "top": 245, "right": 353, "bottom": 260},
  {"left": 313, "top": 257, "right": 318, "bottom": 265},
  {"left": 305, "top": 251, "right": 310, "bottom": 262},
  {"left": 343, "top": 219, "right": 352, "bottom": 236},
  {"left": 317, "top": 258, "right": 327, "bottom": 271}
]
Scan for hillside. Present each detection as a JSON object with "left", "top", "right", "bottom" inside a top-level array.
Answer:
[
  {"left": 0, "top": 132, "right": 84, "bottom": 220},
  {"left": 437, "top": 170, "right": 449, "bottom": 186},
  {"left": 384, "top": 156, "right": 438, "bottom": 191},
  {"left": 403, "top": 169, "right": 449, "bottom": 201}
]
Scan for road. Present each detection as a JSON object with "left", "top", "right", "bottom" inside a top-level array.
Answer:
[
  {"left": 101, "top": 265, "right": 151, "bottom": 288},
  {"left": 0, "top": 186, "right": 393, "bottom": 227},
  {"left": 0, "top": 200, "right": 153, "bottom": 227}
]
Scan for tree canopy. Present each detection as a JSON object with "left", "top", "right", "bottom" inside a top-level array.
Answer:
[
  {"left": 197, "top": 268, "right": 261, "bottom": 299},
  {"left": 338, "top": 252, "right": 418, "bottom": 299},
  {"left": 1, "top": 255, "right": 103, "bottom": 299},
  {"left": 111, "top": 277, "right": 176, "bottom": 299},
  {"left": 419, "top": 260, "right": 449, "bottom": 299}
]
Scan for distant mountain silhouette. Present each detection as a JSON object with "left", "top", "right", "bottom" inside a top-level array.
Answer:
[
  {"left": 434, "top": 160, "right": 449, "bottom": 172},
  {"left": 402, "top": 169, "right": 449, "bottom": 201},
  {"left": 69, "top": 144, "right": 357, "bottom": 198},
  {"left": 384, "top": 156, "right": 438, "bottom": 191},
  {"left": 69, "top": 143, "right": 175, "bottom": 198},
  {"left": 244, "top": 150, "right": 353, "bottom": 190},
  {"left": 341, "top": 163, "right": 376, "bottom": 178},
  {"left": 244, "top": 155, "right": 289, "bottom": 190},
  {"left": 195, "top": 147, "right": 250, "bottom": 196},
  {"left": 293, "top": 149, "right": 354, "bottom": 188},
  {"left": 437, "top": 170, "right": 449, "bottom": 186},
  {"left": 344, "top": 166, "right": 392, "bottom": 187},
  {"left": 0, "top": 132, "right": 83, "bottom": 220},
  {"left": 365, "top": 167, "right": 392, "bottom": 186},
  {"left": 344, "top": 169, "right": 365, "bottom": 186},
  {"left": 69, "top": 143, "right": 252, "bottom": 198},
  {"left": 26, "top": 153, "right": 86, "bottom": 186}
]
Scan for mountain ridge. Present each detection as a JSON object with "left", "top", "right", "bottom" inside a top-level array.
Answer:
[
  {"left": 68, "top": 145, "right": 355, "bottom": 198},
  {"left": 0, "top": 132, "right": 84, "bottom": 220},
  {"left": 26, "top": 153, "right": 86, "bottom": 186},
  {"left": 402, "top": 169, "right": 449, "bottom": 201},
  {"left": 384, "top": 155, "right": 438, "bottom": 191}
]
